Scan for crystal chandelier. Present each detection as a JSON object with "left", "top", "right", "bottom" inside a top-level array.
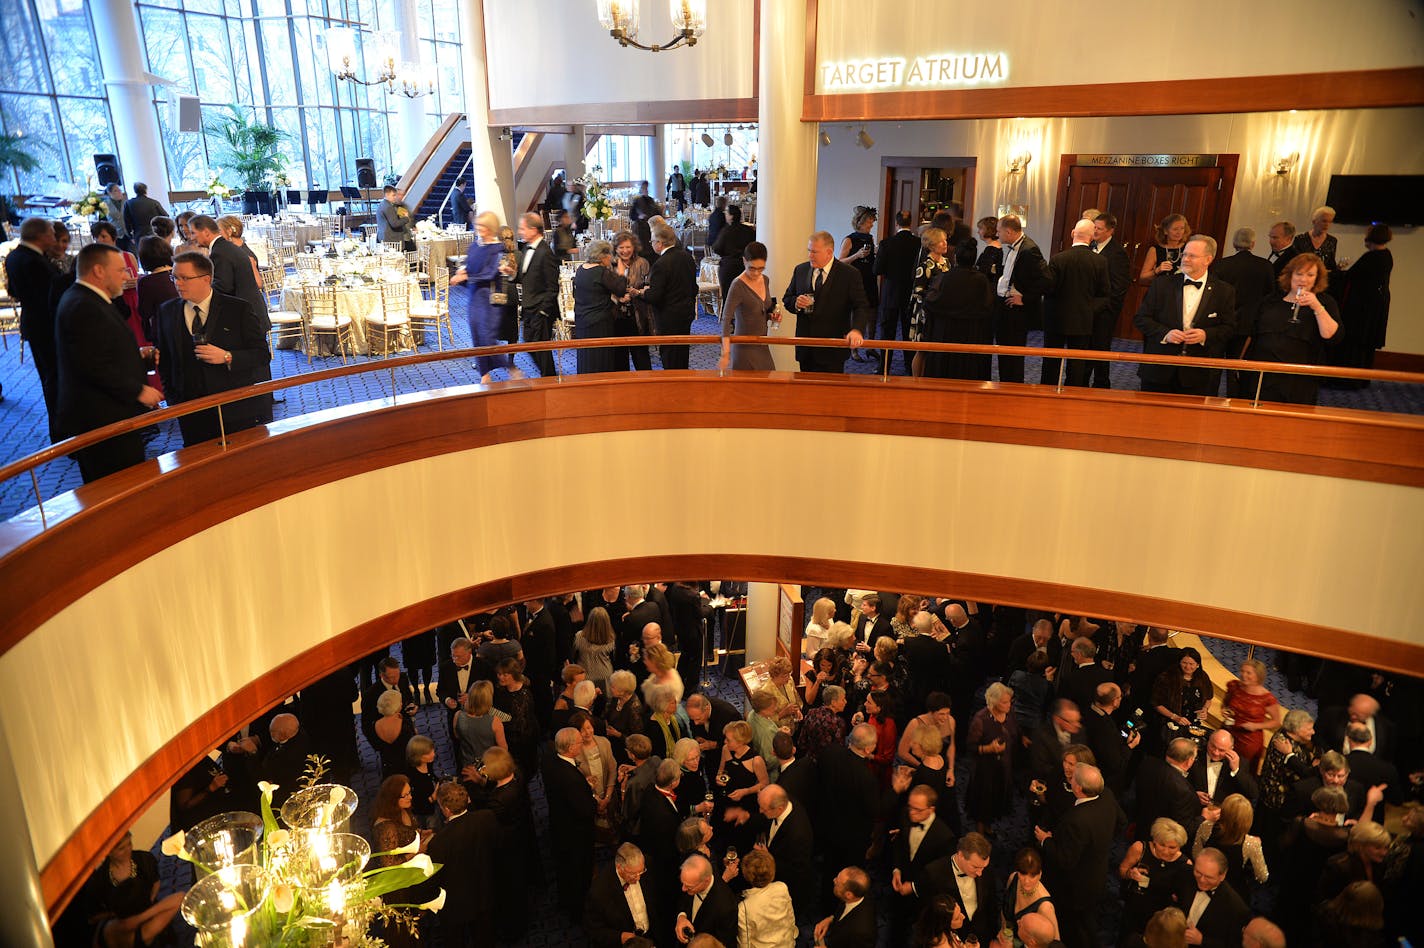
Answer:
[
  {"left": 596, "top": 0, "right": 707, "bottom": 52},
  {"left": 325, "top": 27, "right": 435, "bottom": 98},
  {"left": 164, "top": 773, "right": 444, "bottom": 947}
]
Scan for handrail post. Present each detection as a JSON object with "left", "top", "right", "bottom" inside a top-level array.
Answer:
[
  {"left": 882, "top": 344, "right": 890, "bottom": 382},
  {"left": 1253, "top": 371, "right": 1264, "bottom": 409},
  {"left": 218, "top": 404, "right": 227, "bottom": 449},
  {"left": 1056, "top": 352, "right": 1067, "bottom": 393},
  {"left": 390, "top": 365, "right": 397, "bottom": 405},
  {"left": 28, "top": 468, "right": 46, "bottom": 530}
]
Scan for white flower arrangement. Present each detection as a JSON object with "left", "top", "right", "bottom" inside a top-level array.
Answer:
[
  {"left": 414, "top": 219, "right": 439, "bottom": 237},
  {"left": 205, "top": 170, "right": 233, "bottom": 200}
]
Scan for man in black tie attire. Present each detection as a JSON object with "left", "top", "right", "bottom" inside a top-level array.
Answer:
[
  {"left": 913, "top": 832, "right": 999, "bottom": 944},
  {"left": 426, "top": 781, "right": 498, "bottom": 948},
  {"left": 1190, "top": 729, "right": 1259, "bottom": 805},
  {"left": 673, "top": 854, "right": 737, "bottom": 947},
  {"left": 1178, "top": 848, "right": 1250, "bottom": 948},
  {"left": 155, "top": 251, "right": 271, "bottom": 446},
  {"left": 1087, "top": 212, "right": 1132, "bottom": 388},
  {"left": 544, "top": 727, "right": 598, "bottom": 921},
  {"left": 992, "top": 215, "right": 1049, "bottom": 384},
  {"left": 1035, "top": 764, "right": 1123, "bottom": 948},
  {"left": 813, "top": 867, "right": 877, "bottom": 948},
  {"left": 749, "top": 784, "right": 817, "bottom": 923},
  {"left": 436, "top": 636, "right": 475, "bottom": 749},
  {"left": 1266, "top": 221, "right": 1299, "bottom": 276},
  {"left": 873, "top": 211, "right": 921, "bottom": 355},
  {"left": 53, "top": 243, "right": 162, "bottom": 482},
  {"left": 1211, "top": 226, "right": 1279, "bottom": 395},
  {"left": 1136, "top": 737, "right": 1205, "bottom": 841},
  {"left": 5, "top": 218, "right": 62, "bottom": 439},
  {"left": 781, "top": 230, "right": 873, "bottom": 373},
  {"left": 508, "top": 212, "right": 559, "bottom": 377},
  {"left": 1134, "top": 234, "right": 1236, "bottom": 396},
  {"left": 1041, "top": 218, "right": 1110, "bottom": 388},
  {"left": 638, "top": 223, "right": 697, "bottom": 370},
  {"left": 584, "top": 843, "right": 662, "bottom": 947},
  {"left": 360, "top": 657, "right": 416, "bottom": 750},
  {"left": 257, "top": 713, "right": 310, "bottom": 810},
  {"left": 888, "top": 784, "right": 958, "bottom": 939}
]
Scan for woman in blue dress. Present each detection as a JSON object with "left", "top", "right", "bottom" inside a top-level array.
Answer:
[{"left": 451, "top": 211, "right": 521, "bottom": 383}]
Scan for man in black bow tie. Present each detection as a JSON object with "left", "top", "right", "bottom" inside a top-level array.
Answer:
[
  {"left": 437, "top": 636, "right": 476, "bottom": 745},
  {"left": 1134, "top": 234, "right": 1236, "bottom": 396},
  {"left": 1178, "top": 847, "right": 1249, "bottom": 948}
]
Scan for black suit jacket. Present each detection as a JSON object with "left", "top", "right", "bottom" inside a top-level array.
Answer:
[
  {"left": 1134, "top": 272, "right": 1237, "bottom": 387},
  {"left": 1096, "top": 237, "right": 1132, "bottom": 316},
  {"left": 53, "top": 283, "right": 148, "bottom": 438},
  {"left": 874, "top": 229, "right": 922, "bottom": 307},
  {"left": 856, "top": 613, "right": 893, "bottom": 651},
  {"left": 544, "top": 749, "right": 597, "bottom": 853},
  {"left": 1041, "top": 794, "right": 1123, "bottom": 903},
  {"left": 677, "top": 878, "right": 738, "bottom": 947},
  {"left": 1210, "top": 250, "right": 1278, "bottom": 352},
  {"left": 208, "top": 236, "right": 269, "bottom": 331},
  {"left": 1172, "top": 879, "right": 1249, "bottom": 948},
  {"left": 1058, "top": 661, "right": 1112, "bottom": 716},
  {"left": 1189, "top": 755, "right": 1259, "bottom": 805},
  {"left": 360, "top": 677, "right": 416, "bottom": 747},
  {"left": 1027, "top": 723, "right": 1071, "bottom": 784},
  {"left": 521, "top": 604, "right": 559, "bottom": 685},
  {"left": 1046, "top": 244, "right": 1110, "bottom": 336},
  {"left": 1002, "top": 236, "right": 1050, "bottom": 311},
  {"left": 1316, "top": 707, "right": 1397, "bottom": 762},
  {"left": 426, "top": 809, "right": 498, "bottom": 922},
  {"left": 815, "top": 745, "right": 893, "bottom": 859},
  {"left": 751, "top": 802, "right": 817, "bottom": 921},
  {"left": 4, "top": 243, "right": 59, "bottom": 344},
  {"left": 776, "top": 755, "right": 819, "bottom": 815},
  {"left": 1345, "top": 749, "right": 1403, "bottom": 804},
  {"left": 782, "top": 258, "right": 874, "bottom": 340},
  {"left": 1269, "top": 245, "right": 1298, "bottom": 276},
  {"left": 1083, "top": 708, "right": 1132, "bottom": 792},
  {"left": 584, "top": 864, "right": 662, "bottom": 946},
  {"left": 824, "top": 896, "right": 878, "bottom": 948},
  {"left": 618, "top": 599, "right": 664, "bottom": 670},
  {"left": 513, "top": 239, "right": 559, "bottom": 317},
  {"left": 637, "top": 787, "right": 684, "bottom": 880},
  {"left": 891, "top": 812, "right": 957, "bottom": 885},
  {"left": 1285, "top": 775, "right": 1367, "bottom": 821},
  {"left": 643, "top": 245, "right": 698, "bottom": 334},
  {"left": 258, "top": 732, "right": 312, "bottom": 809},
  {"left": 155, "top": 291, "right": 271, "bottom": 432},
  {"left": 1135, "top": 757, "right": 1202, "bottom": 840},
  {"left": 124, "top": 195, "right": 167, "bottom": 238},
  {"left": 919, "top": 855, "right": 999, "bottom": 943}
]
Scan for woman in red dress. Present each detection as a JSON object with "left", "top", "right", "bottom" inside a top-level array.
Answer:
[{"left": 1223, "top": 658, "right": 1283, "bottom": 765}]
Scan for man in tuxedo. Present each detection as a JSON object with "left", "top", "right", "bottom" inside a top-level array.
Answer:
[
  {"left": 1316, "top": 693, "right": 1397, "bottom": 761},
  {"left": 992, "top": 215, "right": 1049, "bottom": 384},
  {"left": 1083, "top": 683, "right": 1140, "bottom": 793},
  {"left": 664, "top": 581, "right": 705, "bottom": 689},
  {"left": 852, "top": 594, "right": 892, "bottom": 653},
  {"left": 256, "top": 713, "right": 310, "bottom": 810},
  {"left": 781, "top": 230, "right": 873, "bottom": 373},
  {"left": 816, "top": 726, "right": 899, "bottom": 886},
  {"left": 686, "top": 693, "right": 741, "bottom": 767},
  {"left": 637, "top": 759, "right": 685, "bottom": 907},
  {"left": 520, "top": 597, "right": 558, "bottom": 729},
  {"left": 902, "top": 615, "right": 953, "bottom": 711},
  {"left": 1134, "top": 234, "right": 1237, "bottom": 396},
  {"left": 773, "top": 730, "right": 818, "bottom": 817},
  {"left": 888, "top": 784, "right": 958, "bottom": 935},
  {"left": 427, "top": 781, "right": 497, "bottom": 948},
  {"left": 751, "top": 784, "right": 817, "bottom": 923},
  {"left": 637, "top": 223, "right": 697, "bottom": 370},
  {"left": 1028, "top": 699, "right": 1083, "bottom": 783},
  {"left": 301, "top": 664, "right": 360, "bottom": 784},
  {"left": 584, "top": 843, "right": 661, "bottom": 947},
  {"left": 1041, "top": 218, "right": 1110, "bottom": 387},
  {"left": 914, "top": 832, "right": 999, "bottom": 944},
  {"left": 154, "top": 251, "right": 271, "bottom": 446},
  {"left": 360, "top": 657, "right": 416, "bottom": 750},
  {"left": 509, "top": 212, "right": 558, "bottom": 377},
  {"left": 873, "top": 210, "right": 921, "bottom": 355},
  {"left": 5, "top": 218, "right": 62, "bottom": 439},
  {"left": 1135, "top": 737, "right": 1203, "bottom": 841},
  {"left": 545, "top": 727, "right": 598, "bottom": 921},
  {"left": 1087, "top": 212, "right": 1132, "bottom": 388},
  {"left": 1266, "top": 221, "right": 1298, "bottom": 276},
  {"left": 1191, "top": 730, "right": 1259, "bottom": 805},
  {"left": 1056, "top": 636, "right": 1111, "bottom": 715},
  {"left": 1178, "top": 848, "right": 1250, "bottom": 948},
  {"left": 1344, "top": 724, "right": 1404, "bottom": 803},
  {"left": 123, "top": 182, "right": 166, "bottom": 241},
  {"left": 674, "top": 854, "right": 737, "bottom": 946},
  {"left": 1005, "top": 618, "right": 1054, "bottom": 676},
  {"left": 169, "top": 745, "right": 237, "bottom": 832},
  {"left": 813, "top": 867, "right": 877, "bottom": 948},
  {"left": 436, "top": 636, "right": 476, "bottom": 747},
  {"left": 54, "top": 242, "right": 162, "bottom": 482},
  {"left": 1035, "top": 764, "right": 1122, "bottom": 948}
]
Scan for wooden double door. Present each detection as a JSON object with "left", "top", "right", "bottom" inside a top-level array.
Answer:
[{"left": 1051, "top": 156, "right": 1238, "bottom": 339}]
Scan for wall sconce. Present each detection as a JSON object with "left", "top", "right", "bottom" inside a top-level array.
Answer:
[
  {"left": 856, "top": 128, "right": 874, "bottom": 149},
  {"left": 819, "top": 130, "right": 831, "bottom": 147},
  {"left": 1272, "top": 151, "right": 1300, "bottom": 176},
  {"left": 1006, "top": 150, "right": 1032, "bottom": 175}
]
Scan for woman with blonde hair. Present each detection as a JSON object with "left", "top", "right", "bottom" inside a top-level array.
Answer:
[
  {"left": 803, "top": 596, "right": 837, "bottom": 657},
  {"left": 1222, "top": 658, "right": 1282, "bottom": 765},
  {"left": 1141, "top": 907, "right": 1188, "bottom": 948},
  {"left": 451, "top": 209, "right": 521, "bottom": 382},
  {"left": 1120, "top": 818, "right": 1192, "bottom": 936},
  {"left": 735, "top": 848, "right": 797, "bottom": 948},
  {"left": 573, "top": 605, "right": 616, "bottom": 694},
  {"left": 641, "top": 640, "right": 684, "bottom": 704},
  {"left": 1193, "top": 793, "right": 1268, "bottom": 897},
  {"left": 1139, "top": 213, "right": 1191, "bottom": 284},
  {"left": 454, "top": 679, "right": 508, "bottom": 769},
  {"left": 757, "top": 655, "right": 801, "bottom": 728}
]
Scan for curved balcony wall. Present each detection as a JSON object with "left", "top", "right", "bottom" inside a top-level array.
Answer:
[{"left": 1, "top": 374, "right": 1422, "bottom": 923}]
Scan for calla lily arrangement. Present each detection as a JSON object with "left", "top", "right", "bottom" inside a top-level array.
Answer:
[{"left": 163, "top": 771, "right": 444, "bottom": 947}]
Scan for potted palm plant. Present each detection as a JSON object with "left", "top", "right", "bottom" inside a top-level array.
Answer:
[
  {"left": 205, "top": 107, "right": 290, "bottom": 216},
  {"left": 0, "top": 132, "right": 43, "bottom": 236}
]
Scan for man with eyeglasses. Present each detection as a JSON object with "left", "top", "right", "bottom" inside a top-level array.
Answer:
[
  {"left": 154, "top": 251, "right": 271, "bottom": 446},
  {"left": 584, "top": 842, "right": 662, "bottom": 947}
]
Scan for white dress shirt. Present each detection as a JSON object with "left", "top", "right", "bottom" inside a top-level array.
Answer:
[
  {"left": 623, "top": 878, "right": 650, "bottom": 932},
  {"left": 767, "top": 799, "right": 794, "bottom": 845},
  {"left": 1181, "top": 273, "right": 1205, "bottom": 330},
  {"left": 186, "top": 292, "right": 215, "bottom": 334},
  {"left": 908, "top": 810, "right": 936, "bottom": 860},
  {"left": 998, "top": 238, "right": 1023, "bottom": 297},
  {"left": 1187, "top": 888, "right": 1213, "bottom": 927},
  {"left": 953, "top": 858, "right": 978, "bottom": 917}
]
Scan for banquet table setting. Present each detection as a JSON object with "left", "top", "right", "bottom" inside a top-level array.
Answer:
[{"left": 280, "top": 267, "right": 426, "bottom": 356}]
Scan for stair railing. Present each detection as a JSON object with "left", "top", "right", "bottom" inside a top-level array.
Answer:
[{"left": 435, "top": 152, "right": 476, "bottom": 226}]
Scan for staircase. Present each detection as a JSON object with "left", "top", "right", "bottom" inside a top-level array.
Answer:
[{"left": 416, "top": 144, "right": 472, "bottom": 224}]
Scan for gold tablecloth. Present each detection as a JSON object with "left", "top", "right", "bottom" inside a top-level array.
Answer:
[{"left": 280, "top": 277, "right": 424, "bottom": 355}]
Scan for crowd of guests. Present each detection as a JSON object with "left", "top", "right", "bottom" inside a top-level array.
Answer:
[{"left": 66, "top": 583, "right": 1420, "bottom": 948}]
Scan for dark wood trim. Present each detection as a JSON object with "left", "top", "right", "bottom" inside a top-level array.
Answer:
[
  {"left": 1375, "top": 350, "right": 1424, "bottom": 373},
  {"left": 801, "top": 67, "right": 1424, "bottom": 122},
  {"left": 5, "top": 374, "right": 1423, "bottom": 662},
  {"left": 488, "top": 98, "right": 758, "bottom": 127},
  {"left": 803, "top": 0, "right": 819, "bottom": 106},
  {"left": 36, "top": 551, "right": 1424, "bottom": 920}
]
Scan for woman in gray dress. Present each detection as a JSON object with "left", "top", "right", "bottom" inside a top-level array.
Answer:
[{"left": 717, "top": 240, "right": 779, "bottom": 371}]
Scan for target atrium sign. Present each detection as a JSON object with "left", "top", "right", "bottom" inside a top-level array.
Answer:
[{"left": 819, "top": 53, "right": 1009, "bottom": 92}]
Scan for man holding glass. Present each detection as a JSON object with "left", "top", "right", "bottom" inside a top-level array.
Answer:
[{"left": 155, "top": 251, "right": 271, "bottom": 447}]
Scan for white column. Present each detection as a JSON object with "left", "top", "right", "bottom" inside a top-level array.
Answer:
[
  {"left": 457, "top": 0, "right": 514, "bottom": 224},
  {"left": 91, "top": 0, "right": 169, "bottom": 207},
  {"left": 651, "top": 125, "right": 667, "bottom": 202},
  {"left": 391, "top": 0, "right": 426, "bottom": 171},
  {"left": 744, "top": 582, "right": 783, "bottom": 664},
  {"left": 564, "top": 125, "right": 587, "bottom": 179},
  {"left": 757, "top": 0, "right": 819, "bottom": 370}
]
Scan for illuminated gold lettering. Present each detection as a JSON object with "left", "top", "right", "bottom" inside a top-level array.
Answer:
[
  {"left": 906, "top": 58, "right": 924, "bottom": 84},
  {"left": 982, "top": 54, "right": 1004, "bottom": 80}
]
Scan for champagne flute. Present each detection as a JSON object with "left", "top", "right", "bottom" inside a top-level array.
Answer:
[{"left": 1289, "top": 286, "right": 1303, "bottom": 324}]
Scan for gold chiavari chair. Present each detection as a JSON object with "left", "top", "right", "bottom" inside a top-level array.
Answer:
[
  {"left": 409, "top": 268, "right": 450, "bottom": 350},
  {"left": 365, "top": 281, "right": 412, "bottom": 357},
  {"left": 261, "top": 267, "right": 303, "bottom": 356},
  {"left": 301, "top": 284, "right": 354, "bottom": 364}
]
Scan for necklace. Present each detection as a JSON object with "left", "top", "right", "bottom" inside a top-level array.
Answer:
[{"left": 108, "top": 857, "right": 136, "bottom": 886}]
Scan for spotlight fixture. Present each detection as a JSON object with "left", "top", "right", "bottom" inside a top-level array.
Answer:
[
  {"left": 819, "top": 131, "right": 831, "bottom": 147},
  {"left": 701, "top": 132, "right": 715, "bottom": 147},
  {"left": 856, "top": 128, "right": 874, "bottom": 149},
  {"left": 723, "top": 130, "right": 734, "bottom": 146}
]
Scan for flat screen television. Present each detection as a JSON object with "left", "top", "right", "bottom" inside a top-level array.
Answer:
[{"left": 1323, "top": 175, "right": 1423, "bottom": 226}]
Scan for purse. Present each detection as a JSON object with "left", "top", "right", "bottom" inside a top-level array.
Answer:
[{"left": 489, "top": 278, "right": 508, "bottom": 306}]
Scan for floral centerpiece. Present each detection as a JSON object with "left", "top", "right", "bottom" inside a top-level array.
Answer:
[
  {"left": 68, "top": 176, "right": 107, "bottom": 220},
  {"left": 413, "top": 219, "right": 440, "bottom": 238},
  {"left": 206, "top": 171, "right": 234, "bottom": 201},
  {"left": 161, "top": 756, "right": 444, "bottom": 947},
  {"left": 578, "top": 164, "right": 614, "bottom": 222}
]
